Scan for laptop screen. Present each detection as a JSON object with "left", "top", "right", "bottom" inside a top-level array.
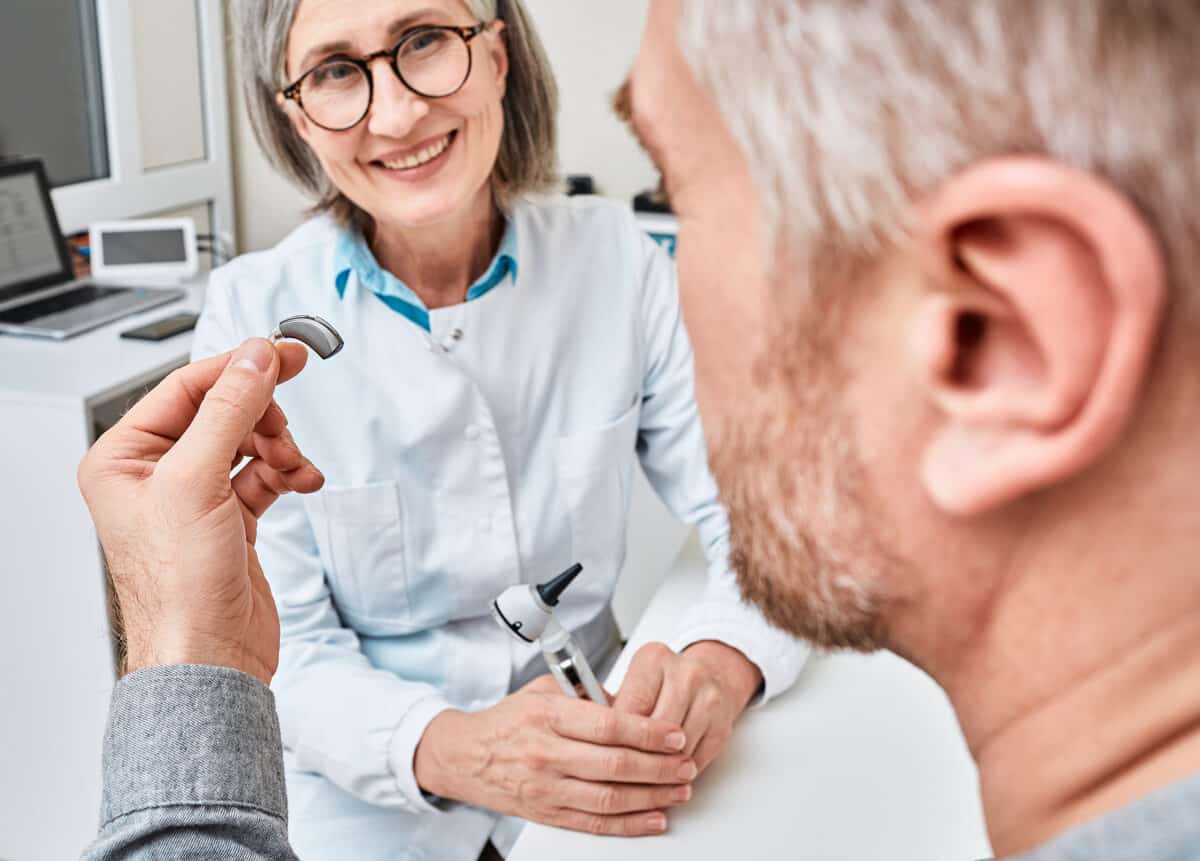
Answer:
[{"left": 0, "top": 163, "right": 71, "bottom": 303}]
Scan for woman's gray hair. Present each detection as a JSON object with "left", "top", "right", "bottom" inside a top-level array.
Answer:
[{"left": 233, "top": 0, "right": 559, "bottom": 230}]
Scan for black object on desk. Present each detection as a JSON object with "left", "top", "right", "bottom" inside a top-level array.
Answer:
[
  {"left": 120, "top": 311, "right": 199, "bottom": 342},
  {"left": 565, "top": 174, "right": 596, "bottom": 196}
]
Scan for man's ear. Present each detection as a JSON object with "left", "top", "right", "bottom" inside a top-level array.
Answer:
[{"left": 911, "top": 157, "right": 1166, "bottom": 516}]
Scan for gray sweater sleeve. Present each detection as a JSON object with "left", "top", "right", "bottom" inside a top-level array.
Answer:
[{"left": 80, "top": 664, "right": 298, "bottom": 860}]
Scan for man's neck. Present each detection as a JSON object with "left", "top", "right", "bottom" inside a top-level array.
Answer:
[
  {"left": 370, "top": 187, "right": 502, "bottom": 310},
  {"left": 934, "top": 514, "right": 1200, "bottom": 857},
  {"left": 967, "top": 613, "right": 1200, "bottom": 856}
]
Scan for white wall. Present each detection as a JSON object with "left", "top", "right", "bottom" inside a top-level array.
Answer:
[
  {"left": 130, "top": 0, "right": 207, "bottom": 170},
  {"left": 227, "top": 1, "right": 657, "bottom": 252},
  {"left": 525, "top": 0, "right": 657, "bottom": 201}
]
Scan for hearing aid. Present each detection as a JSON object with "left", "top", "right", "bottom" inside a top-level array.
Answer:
[{"left": 269, "top": 314, "right": 345, "bottom": 359}]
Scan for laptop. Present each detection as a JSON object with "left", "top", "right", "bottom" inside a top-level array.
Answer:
[{"left": 0, "top": 158, "right": 184, "bottom": 340}]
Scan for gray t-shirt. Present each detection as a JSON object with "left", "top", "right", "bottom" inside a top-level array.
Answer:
[{"left": 1011, "top": 773, "right": 1200, "bottom": 861}]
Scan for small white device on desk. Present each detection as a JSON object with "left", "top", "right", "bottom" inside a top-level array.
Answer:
[
  {"left": 0, "top": 157, "right": 185, "bottom": 340},
  {"left": 89, "top": 218, "right": 199, "bottom": 284}
]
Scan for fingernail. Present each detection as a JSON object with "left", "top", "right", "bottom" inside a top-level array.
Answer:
[
  {"left": 648, "top": 813, "right": 668, "bottom": 833},
  {"left": 666, "top": 731, "right": 686, "bottom": 751},
  {"left": 678, "top": 761, "right": 698, "bottom": 781},
  {"left": 233, "top": 339, "right": 273, "bottom": 373},
  {"left": 673, "top": 785, "right": 692, "bottom": 803}
]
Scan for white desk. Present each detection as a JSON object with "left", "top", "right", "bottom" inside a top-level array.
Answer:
[
  {"left": 0, "top": 283, "right": 203, "bottom": 861},
  {"left": 510, "top": 536, "right": 994, "bottom": 861}
]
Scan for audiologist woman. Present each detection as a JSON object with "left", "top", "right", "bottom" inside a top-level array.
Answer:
[{"left": 194, "top": 1, "right": 808, "bottom": 858}]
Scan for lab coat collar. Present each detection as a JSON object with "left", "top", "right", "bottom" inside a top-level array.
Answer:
[{"left": 332, "top": 218, "right": 519, "bottom": 333}]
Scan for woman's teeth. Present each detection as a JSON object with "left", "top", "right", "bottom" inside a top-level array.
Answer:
[{"left": 379, "top": 135, "right": 452, "bottom": 170}]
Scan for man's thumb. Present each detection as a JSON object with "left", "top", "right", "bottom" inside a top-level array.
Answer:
[{"left": 171, "top": 339, "right": 279, "bottom": 471}]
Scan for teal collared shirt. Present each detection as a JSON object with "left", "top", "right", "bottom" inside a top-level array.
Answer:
[{"left": 333, "top": 220, "right": 519, "bottom": 331}]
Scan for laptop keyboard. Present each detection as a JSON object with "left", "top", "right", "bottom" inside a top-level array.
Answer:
[{"left": 0, "top": 285, "right": 134, "bottom": 325}]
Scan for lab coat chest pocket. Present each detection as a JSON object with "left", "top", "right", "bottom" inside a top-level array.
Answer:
[
  {"left": 556, "top": 404, "right": 640, "bottom": 589},
  {"left": 304, "top": 480, "right": 410, "bottom": 625}
]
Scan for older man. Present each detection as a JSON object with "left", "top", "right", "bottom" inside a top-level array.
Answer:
[
  {"left": 623, "top": 0, "right": 1200, "bottom": 859},
  {"left": 83, "top": 0, "right": 1200, "bottom": 858}
]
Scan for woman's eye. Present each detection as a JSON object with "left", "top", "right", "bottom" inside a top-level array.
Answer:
[
  {"left": 310, "top": 61, "right": 359, "bottom": 86},
  {"left": 404, "top": 30, "right": 449, "bottom": 55}
]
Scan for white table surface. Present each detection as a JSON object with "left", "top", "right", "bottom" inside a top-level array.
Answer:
[
  {"left": 509, "top": 536, "right": 993, "bottom": 861},
  {"left": 0, "top": 280, "right": 204, "bottom": 405}
]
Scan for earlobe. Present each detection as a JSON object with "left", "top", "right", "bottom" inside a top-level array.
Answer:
[{"left": 914, "top": 158, "right": 1166, "bottom": 516}]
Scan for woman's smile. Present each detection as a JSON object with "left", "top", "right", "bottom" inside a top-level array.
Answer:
[{"left": 368, "top": 129, "right": 459, "bottom": 183}]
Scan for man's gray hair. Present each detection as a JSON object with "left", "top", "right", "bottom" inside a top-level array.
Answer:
[
  {"left": 232, "top": 0, "right": 559, "bottom": 229},
  {"left": 679, "top": 1, "right": 1200, "bottom": 308}
]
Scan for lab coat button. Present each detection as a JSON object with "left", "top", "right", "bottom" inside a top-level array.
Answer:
[{"left": 464, "top": 425, "right": 481, "bottom": 441}]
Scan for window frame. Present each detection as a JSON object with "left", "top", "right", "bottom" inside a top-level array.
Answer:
[{"left": 50, "top": 0, "right": 235, "bottom": 247}]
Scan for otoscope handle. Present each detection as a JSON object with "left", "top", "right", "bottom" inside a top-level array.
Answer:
[{"left": 543, "top": 631, "right": 608, "bottom": 704}]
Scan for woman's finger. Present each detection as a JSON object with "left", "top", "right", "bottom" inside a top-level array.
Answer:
[
  {"left": 691, "top": 730, "right": 727, "bottom": 775},
  {"left": 649, "top": 669, "right": 696, "bottom": 728},
  {"left": 555, "top": 738, "right": 696, "bottom": 785},
  {"left": 547, "top": 697, "right": 686, "bottom": 754},
  {"left": 612, "top": 643, "right": 672, "bottom": 716},
  {"left": 679, "top": 696, "right": 711, "bottom": 760},
  {"left": 557, "top": 778, "right": 692, "bottom": 816},
  {"left": 551, "top": 808, "right": 669, "bottom": 838}
]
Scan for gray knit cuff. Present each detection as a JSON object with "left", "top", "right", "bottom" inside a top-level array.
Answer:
[{"left": 100, "top": 664, "right": 287, "bottom": 826}]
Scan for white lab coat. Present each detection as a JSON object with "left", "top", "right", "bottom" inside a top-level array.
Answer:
[{"left": 191, "top": 194, "right": 809, "bottom": 860}]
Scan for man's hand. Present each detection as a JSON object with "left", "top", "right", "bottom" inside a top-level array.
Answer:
[
  {"left": 416, "top": 676, "right": 696, "bottom": 836},
  {"left": 613, "top": 641, "right": 762, "bottom": 776},
  {"left": 78, "top": 338, "right": 324, "bottom": 685}
]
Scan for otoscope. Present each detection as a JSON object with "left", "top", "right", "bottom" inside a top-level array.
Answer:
[{"left": 491, "top": 564, "right": 608, "bottom": 704}]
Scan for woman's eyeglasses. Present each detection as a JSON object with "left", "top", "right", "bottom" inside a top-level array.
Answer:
[{"left": 282, "top": 23, "right": 487, "bottom": 132}]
